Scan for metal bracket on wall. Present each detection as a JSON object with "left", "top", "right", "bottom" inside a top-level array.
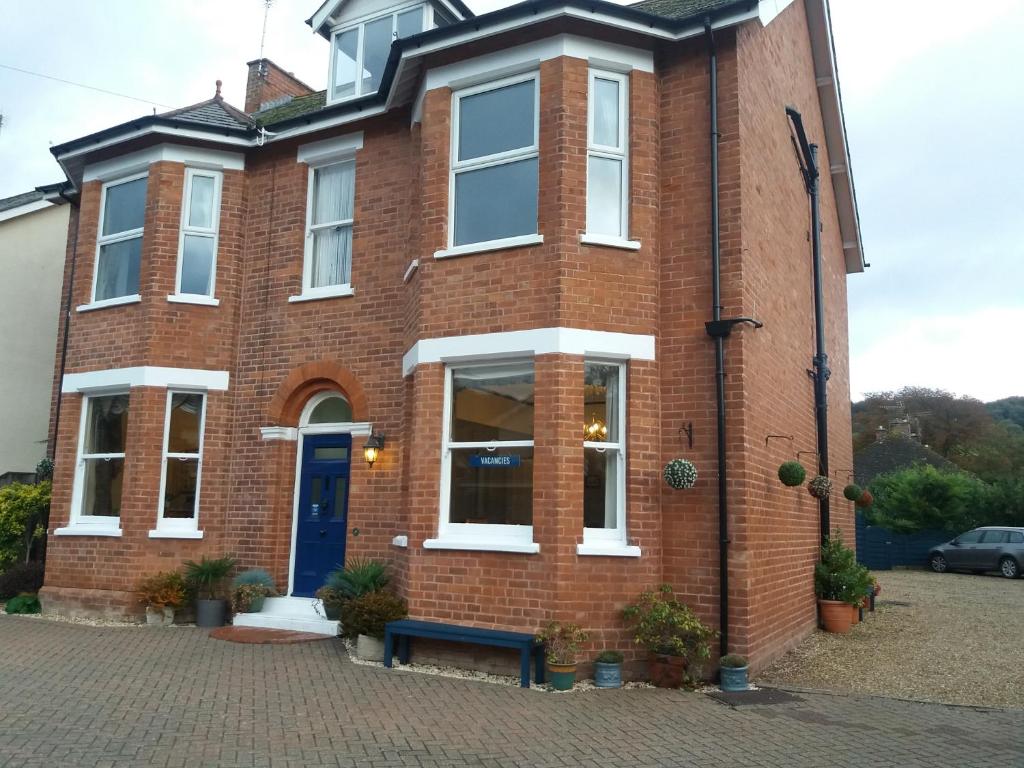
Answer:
[
  {"left": 796, "top": 450, "right": 820, "bottom": 466},
  {"left": 680, "top": 422, "right": 694, "bottom": 449},
  {"left": 765, "top": 434, "right": 794, "bottom": 448},
  {"left": 832, "top": 468, "right": 855, "bottom": 480}
]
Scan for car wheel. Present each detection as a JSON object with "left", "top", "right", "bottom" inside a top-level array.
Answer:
[
  {"left": 930, "top": 553, "right": 948, "bottom": 573},
  {"left": 999, "top": 557, "right": 1020, "bottom": 579}
]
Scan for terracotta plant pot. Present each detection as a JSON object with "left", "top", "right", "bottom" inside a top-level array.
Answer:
[
  {"left": 818, "top": 599, "right": 852, "bottom": 634},
  {"left": 850, "top": 603, "right": 860, "bottom": 625},
  {"left": 649, "top": 654, "right": 687, "bottom": 688},
  {"left": 547, "top": 662, "right": 577, "bottom": 691}
]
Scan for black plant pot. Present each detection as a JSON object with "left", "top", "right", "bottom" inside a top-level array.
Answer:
[{"left": 196, "top": 599, "right": 227, "bottom": 628}]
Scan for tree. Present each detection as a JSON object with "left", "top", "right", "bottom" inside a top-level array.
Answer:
[{"left": 987, "top": 396, "right": 1024, "bottom": 430}]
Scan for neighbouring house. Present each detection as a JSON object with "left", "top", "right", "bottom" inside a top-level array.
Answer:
[
  {"left": 854, "top": 429, "right": 957, "bottom": 487},
  {"left": 41, "top": 0, "right": 863, "bottom": 673},
  {"left": 0, "top": 186, "right": 69, "bottom": 486}
]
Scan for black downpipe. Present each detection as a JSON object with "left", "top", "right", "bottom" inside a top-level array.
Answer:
[
  {"left": 705, "top": 20, "right": 729, "bottom": 656},
  {"left": 51, "top": 191, "right": 80, "bottom": 466},
  {"left": 786, "top": 107, "right": 831, "bottom": 544}
]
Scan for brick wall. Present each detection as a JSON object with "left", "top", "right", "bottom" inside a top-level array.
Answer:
[{"left": 244, "top": 59, "right": 314, "bottom": 114}]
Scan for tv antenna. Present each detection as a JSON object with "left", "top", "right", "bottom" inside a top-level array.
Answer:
[{"left": 259, "top": 0, "right": 274, "bottom": 62}]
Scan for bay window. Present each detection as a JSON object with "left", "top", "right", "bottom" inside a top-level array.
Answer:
[
  {"left": 155, "top": 391, "right": 206, "bottom": 535},
  {"left": 329, "top": 5, "right": 425, "bottom": 102},
  {"left": 72, "top": 393, "right": 129, "bottom": 528},
  {"left": 430, "top": 362, "right": 536, "bottom": 551},
  {"left": 94, "top": 175, "right": 147, "bottom": 303},
  {"left": 582, "top": 361, "right": 627, "bottom": 548},
  {"left": 448, "top": 74, "right": 539, "bottom": 250},
  {"left": 585, "top": 69, "right": 630, "bottom": 243},
  {"left": 173, "top": 168, "right": 222, "bottom": 302}
]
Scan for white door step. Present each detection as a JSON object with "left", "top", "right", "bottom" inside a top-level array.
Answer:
[{"left": 232, "top": 596, "right": 339, "bottom": 637}]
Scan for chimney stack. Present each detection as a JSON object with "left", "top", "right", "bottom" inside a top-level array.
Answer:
[{"left": 244, "top": 58, "right": 314, "bottom": 114}]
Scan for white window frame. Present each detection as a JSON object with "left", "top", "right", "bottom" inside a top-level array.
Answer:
[
  {"left": 583, "top": 69, "right": 637, "bottom": 249},
  {"left": 291, "top": 157, "right": 358, "bottom": 302},
  {"left": 327, "top": 2, "right": 429, "bottom": 105},
  {"left": 581, "top": 358, "right": 634, "bottom": 557},
  {"left": 446, "top": 71, "right": 541, "bottom": 252},
  {"left": 91, "top": 172, "right": 147, "bottom": 305},
  {"left": 170, "top": 168, "right": 223, "bottom": 306},
  {"left": 153, "top": 390, "right": 207, "bottom": 538},
  {"left": 428, "top": 361, "right": 538, "bottom": 553},
  {"left": 67, "top": 392, "right": 129, "bottom": 535}
]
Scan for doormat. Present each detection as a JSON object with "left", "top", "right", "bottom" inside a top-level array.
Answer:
[
  {"left": 707, "top": 687, "right": 802, "bottom": 707},
  {"left": 209, "top": 626, "right": 333, "bottom": 644}
]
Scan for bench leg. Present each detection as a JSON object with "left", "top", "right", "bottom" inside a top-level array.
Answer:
[
  {"left": 383, "top": 630, "right": 394, "bottom": 669},
  {"left": 534, "top": 646, "right": 546, "bottom": 684},
  {"left": 399, "top": 634, "right": 411, "bottom": 665},
  {"left": 519, "top": 647, "right": 531, "bottom": 688}
]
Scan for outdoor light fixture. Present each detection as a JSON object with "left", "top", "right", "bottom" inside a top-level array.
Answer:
[
  {"left": 584, "top": 416, "right": 608, "bottom": 441},
  {"left": 363, "top": 433, "right": 385, "bottom": 466}
]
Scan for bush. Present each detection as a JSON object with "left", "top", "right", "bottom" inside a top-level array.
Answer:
[
  {"left": 778, "top": 461, "right": 806, "bottom": 487},
  {"left": 536, "top": 621, "right": 590, "bottom": 665},
  {"left": 231, "top": 583, "right": 271, "bottom": 613},
  {"left": 866, "top": 465, "right": 991, "bottom": 533},
  {"left": 595, "top": 650, "right": 624, "bottom": 664},
  {"left": 0, "top": 562, "right": 44, "bottom": 599},
  {"left": 814, "top": 534, "right": 871, "bottom": 606},
  {"left": 0, "top": 481, "right": 50, "bottom": 570},
  {"left": 5, "top": 593, "right": 41, "bottom": 614},
  {"left": 339, "top": 591, "right": 407, "bottom": 639},
  {"left": 231, "top": 568, "right": 276, "bottom": 592},
  {"left": 137, "top": 571, "right": 187, "bottom": 609},
  {"left": 325, "top": 558, "right": 390, "bottom": 600},
  {"left": 183, "top": 555, "right": 236, "bottom": 600},
  {"left": 622, "top": 584, "right": 716, "bottom": 663},
  {"left": 720, "top": 654, "right": 748, "bottom": 668},
  {"left": 843, "top": 484, "right": 862, "bottom": 501}
]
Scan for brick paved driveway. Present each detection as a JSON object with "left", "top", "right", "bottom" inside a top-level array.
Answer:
[{"left": 0, "top": 616, "right": 1020, "bottom": 767}]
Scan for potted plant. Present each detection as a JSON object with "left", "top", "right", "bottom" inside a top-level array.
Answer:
[
  {"left": 843, "top": 484, "right": 862, "bottom": 502},
  {"left": 535, "top": 622, "right": 590, "bottom": 691},
  {"left": 719, "top": 654, "right": 749, "bottom": 692},
  {"left": 137, "top": 571, "right": 186, "bottom": 626},
  {"left": 814, "top": 535, "right": 863, "bottom": 634},
  {"left": 340, "top": 590, "right": 407, "bottom": 661},
  {"left": 623, "top": 584, "right": 715, "bottom": 688},
  {"left": 663, "top": 459, "right": 698, "bottom": 490},
  {"left": 594, "top": 650, "right": 624, "bottom": 689},
  {"left": 317, "top": 558, "right": 391, "bottom": 620},
  {"left": 314, "top": 586, "right": 346, "bottom": 620},
  {"left": 808, "top": 475, "right": 833, "bottom": 499},
  {"left": 231, "top": 569, "right": 277, "bottom": 614},
  {"left": 777, "top": 461, "right": 806, "bottom": 487},
  {"left": 183, "top": 555, "right": 236, "bottom": 628},
  {"left": 856, "top": 489, "right": 874, "bottom": 508}
]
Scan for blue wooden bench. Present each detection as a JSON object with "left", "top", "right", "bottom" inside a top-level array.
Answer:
[{"left": 383, "top": 619, "right": 546, "bottom": 688}]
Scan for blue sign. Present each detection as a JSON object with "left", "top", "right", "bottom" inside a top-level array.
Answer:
[{"left": 470, "top": 454, "right": 521, "bottom": 468}]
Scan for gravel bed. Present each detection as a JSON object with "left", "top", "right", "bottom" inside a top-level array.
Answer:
[{"left": 759, "top": 569, "right": 1024, "bottom": 710}]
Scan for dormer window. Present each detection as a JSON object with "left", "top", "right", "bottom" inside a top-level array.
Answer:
[{"left": 329, "top": 4, "right": 425, "bottom": 102}]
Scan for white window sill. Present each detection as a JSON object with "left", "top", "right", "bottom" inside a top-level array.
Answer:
[
  {"left": 288, "top": 285, "right": 355, "bottom": 303},
  {"left": 54, "top": 525, "right": 123, "bottom": 537},
  {"left": 580, "top": 234, "right": 642, "bottom": 251},
  {"left": 148, "top": 529, "right": 204, "bottom": 540},
  {"left": 434, "top": 234, "right": 543, "bottom": 260},
  {"left": 167, "top": 294, "right": 220, "bottom": 307},
  {"left": 423, "top": 538, "right": 540, "bottom": 554},
  {"left": 76, "top": 295, "right": 141, "bottom": 313},
  {"left": 576, "top": 543, "right": 642, "bottom": 557}
]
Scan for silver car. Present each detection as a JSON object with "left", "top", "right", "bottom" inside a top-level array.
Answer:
[{"left": 929, "top": 527, "right": 1024, "bottom": 579}]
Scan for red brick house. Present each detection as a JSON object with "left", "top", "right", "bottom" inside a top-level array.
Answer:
[{"left": 42, "top": 0, "right": 863, "bottom": 673}]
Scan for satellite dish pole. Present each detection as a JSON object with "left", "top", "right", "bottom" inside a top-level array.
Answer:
[{"left": 259, "top": 0, "right": 273, "bottom": 72}]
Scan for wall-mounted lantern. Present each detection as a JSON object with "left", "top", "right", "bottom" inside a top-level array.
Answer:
[{"left": 363, "top": 432, "right": 385, "bottom": 466}]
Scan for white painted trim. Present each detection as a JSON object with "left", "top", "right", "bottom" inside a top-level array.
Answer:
[
  {"left": 296, "top": 132, "right": 364, "bottom": 165},
  {"left": 576, "top": 543, "right": 641, "bottom": 557},
  {"left": 434, "top": 234, "right": 543, "bottom": 260},
  {"left": 261, "top": 426, "right": 299, "bottom": 442},
  {"left": 154, "top": 390, "right": 207, "bottom": 534},
  {"left": 174, "top": 167, "right": 223, "bottom": 300},
  {"left": 167, "top": 294, "right": 220, "bottom": 306},
  {"left": 148, "top": 529, "right": 204, "bottom": 539},
  {"left": 402, "top": 327, "right": 655, "bottom": 376},
  {"left": 402, "top": 259, "right": 419, "bottom": 283},
  {"left": 301, "top": 422, "right": 372, "bottom": 437},
  {"left": 77, "top": 294, "right": 142, "bottom": 313},
  {"left": 83, "top": 144, "right": 245, "bottom": 182},
  {"left": 582, "top": 359, "right": 627, "bottom": 547},
  {"left": 288, "top": 285, "right": 355, "bottom": 303},
  {"left": 423, "top": 34, "right": 654, "bottom": 94},
  {"left": 0, "top": 199, "right": 52, "bottom": 223},
  {"left": 91, "top": 172, "right": 147, "bottom": 305},
  {"left": 423, "top": 538, "right": 540, "bottom": 554},
  {"left": 586, "top": 68, "right": 630, "bottom": 241},
  {"left": 54, "top": 526, "right": 123, "bottom": 537},
  {"left": 580, "top": 234, "right": 641, "bottom": 251},
  {"left": 391, "top": 535, "right": 409, "bottom": 548},
  {"left": 62, "top": 366, "right": 230, "bottom": 393}
]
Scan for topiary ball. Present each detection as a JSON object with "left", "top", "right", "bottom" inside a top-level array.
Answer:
[
  {"left": 856, "top": 489, "right": 873, "bottom": 508},
  {"left": 664, "top": 459, "right": 698, "bottom": 489},
  {"left": 778, "top": 461, "right": 806, "bottom": 487},
  {"left": 807, "top": 475, "right": 833, "bottom": 499},
  {"left": 843, "top": 484, "right": 862, "bottom": 502}
]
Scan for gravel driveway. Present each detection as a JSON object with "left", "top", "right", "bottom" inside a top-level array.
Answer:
[{"left": 760, "top": 569, "right": 1024, "bottom": 709}]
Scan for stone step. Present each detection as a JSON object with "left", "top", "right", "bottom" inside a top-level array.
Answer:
[{"left": 231, "top": 596, "right": 340, "bottom": 637}]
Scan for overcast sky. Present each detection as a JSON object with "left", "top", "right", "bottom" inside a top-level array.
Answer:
[{"left": 1, "top": 0, "right": 1021, "bottom": 403}]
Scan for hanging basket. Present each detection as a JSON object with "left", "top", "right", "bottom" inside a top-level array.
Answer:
[
  {"left": 856, "top": 489, "right": 874, "bottom": 508},
  {"left": 842, "top": 484, "right": 862, "bottom": 502},
  {"left": 664, "top": 459, "right": 698, "bottom": 490},
  {"left": 777, "top": 461, "right": 806, "bottom": 487},
  {"left": 807, "top": 475, "right": 833, "bottom": 499}
]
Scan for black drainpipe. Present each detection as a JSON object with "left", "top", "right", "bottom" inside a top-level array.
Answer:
[
  {"left": 51, "top": 189, "right": 80, "bottom": 467},
  {"left": 786, "top": 107, "right": 830, "bottom": 544}
]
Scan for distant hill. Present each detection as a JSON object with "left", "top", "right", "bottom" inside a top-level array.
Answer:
[{"left": 987, "top": 396, "right": 1024, "bottom": 430}]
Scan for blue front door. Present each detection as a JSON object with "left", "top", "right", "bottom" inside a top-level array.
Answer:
[{"left": 293, "top": 433, "right": 352, "bottom": 597}]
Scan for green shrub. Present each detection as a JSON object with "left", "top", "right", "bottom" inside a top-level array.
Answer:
[
  {"left": 622, "top": 584, "right": 716, "bottom": 662},
  {"left": 595, "top": 650, "right": 624, "bottom": 664},
  {"left": 326, "top": 558, "right": 390, "bottom": 600},
  {"left": 5, "top": 593, "right": 41, "bottom": 614},
  {"left": 778, "top": 461, "right": 806, "bottom": 487},
  {"left": 814, "top": 534, "right": 871, "bottom": 606},
  {"left": 843, "top": 484, "right": 862, "bottom": 501},
  {"left": 0, "top": 481, "right": 50, "bottom": 570},
  {"left": 137, "top": 571, "right": 187, "bottom": 609},
  {"left": 231, "top": 568, "right": 276, "bottom": 592},
  {"left": 536, "top": 621, "right": 590, "bottom": 665},
  {"left": 183, "top": 555, "right": 236, "bottom": 600},
  {"left": 866, "top": 465, "right": 992, "bottom": 533},
  {"left": 231, "top": 583, "right": 270, "bottom": 613},
  {"left": 0, "top": 562, "right": 44, "bottom": 600},
  {"left": 339, "top": 591, "right": 407, "bottom": 639},
  {"left": 719, "top": 654, "right": 748, "bottom": 668}
]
